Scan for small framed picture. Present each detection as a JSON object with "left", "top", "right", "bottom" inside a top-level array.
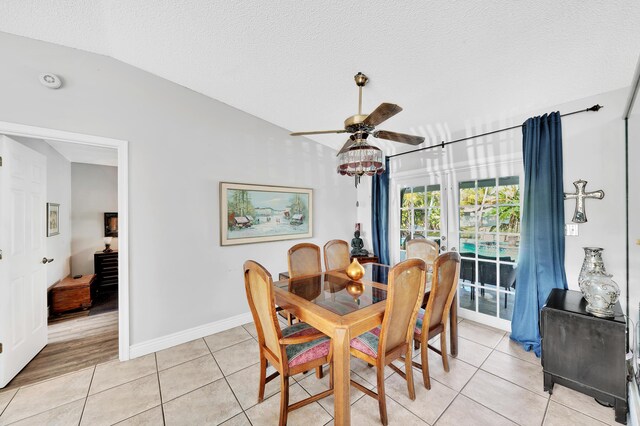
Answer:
[
  {"left": 104, "top": 212, "right": 118, "bottom": 237},
  {"left": 47, "top": 203, "right": 60, "bottom": 237}
]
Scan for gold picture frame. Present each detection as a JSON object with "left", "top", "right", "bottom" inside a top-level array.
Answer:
[{"left": 220, "top": 182, "right": 313, "bottom": 246}]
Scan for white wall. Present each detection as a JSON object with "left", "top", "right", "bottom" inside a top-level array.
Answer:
[
  {"left": 0, "top": 32, "right": 356, "bottom": 347},
  {"left": 11, "top": 136, "right": 71, "bottom": 287},
  {"left": 71, "top": 163, "right": 118, "bottom": 276},
  {"left": 360, "top": 88, "right": 629, "bottom": 313},
  {"left": 628, "top": 105, "right": 640, "bottom": 335}
]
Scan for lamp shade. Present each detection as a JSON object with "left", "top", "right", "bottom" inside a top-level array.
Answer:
[{"left": 337, "top": 142, "right": 385, "bottom": 177}]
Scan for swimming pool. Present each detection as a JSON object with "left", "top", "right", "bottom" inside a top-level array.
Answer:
[{"left": 460, "top": 242, "right": 518, "bottom": 262}]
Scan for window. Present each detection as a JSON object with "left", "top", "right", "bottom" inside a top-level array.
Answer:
[{"left": 399, "top": 185, "right": 441, "bottom": 261}]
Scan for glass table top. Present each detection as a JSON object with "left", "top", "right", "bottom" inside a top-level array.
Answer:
[{"left": 275, "top": 264, "right": 390, "bottom": 316}]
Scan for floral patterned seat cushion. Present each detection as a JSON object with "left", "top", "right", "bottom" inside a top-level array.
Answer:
[
  {"left": 349, "top": 327, "right": 381, "bottom": 358},
  {"left": 283, "top": 322, "right": 331, "bottom": 367},
  {"left": 414, "top": 308, "right": 426, "bottom": 335}
]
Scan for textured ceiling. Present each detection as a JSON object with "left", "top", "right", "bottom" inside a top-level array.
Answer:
[{"left": 1, "top": 1, "right": 639, "bottom": 154}]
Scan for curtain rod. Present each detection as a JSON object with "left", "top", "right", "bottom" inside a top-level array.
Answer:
[{"left": 387, "top": 104, "right": 603, "bottom": 159}]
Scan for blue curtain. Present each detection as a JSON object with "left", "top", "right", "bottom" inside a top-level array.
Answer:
[
  {"left": 371, "top": 158, "right": 390, "bottom": 265},
  {"left": 511, "top": 112, "right": 568, "bottom": 357}
]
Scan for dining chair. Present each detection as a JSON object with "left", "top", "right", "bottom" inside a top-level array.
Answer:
[
  {"left": 244, "top": 260, "right": 333, "bottom": 426},
  {"left": 406, "top": 237, "right": 440, "bottom": 266},
  {"left": 288, "top": 243, "right": 322, "bottom": 278},
  {"left": 323, "top": 239, "right": 351, "bottom": 271},
  {"left": 412, "top": 252, "right": 461, "bottom": 389},
  {"left": 283, "top": 243, "right": 323, "bottom": 325},
  {"left": 349, "top": 258, "right": 427, "bottom": 426}
]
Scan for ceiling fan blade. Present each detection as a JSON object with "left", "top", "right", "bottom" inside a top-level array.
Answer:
[
  {"left": 363, "top": 103, "right": 403, "bottom": 127},
  {"left": 290, "top": 129, "right": 347, "bottom": 136},
  {"left": 336, "top": 138, "right": 355, "bottom": 156},
  {"left": 374, "top": 130, "right": 425, "bottom": 145}
]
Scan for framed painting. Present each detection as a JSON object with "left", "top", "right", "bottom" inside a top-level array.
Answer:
[
  {"left": 104, "top": 212, "right": 118, "bottom": 237},
  {"left": 220, "top": 182, "right": 313, "bottom": 246},
  {"left": 47, "top": 203, "right": 60, "bottom": 237}
]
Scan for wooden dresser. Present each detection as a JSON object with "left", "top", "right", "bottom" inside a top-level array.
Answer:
[
  {"left": 50, "top": 274, "right": 96, "bottom": 314},
  {"left": 94, "top": 250, "right": 119, "bottom": 296}
]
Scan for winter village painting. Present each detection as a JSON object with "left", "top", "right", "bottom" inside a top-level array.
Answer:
[{"left": 220, "top": 182, "right": 313, "bottom": 245}]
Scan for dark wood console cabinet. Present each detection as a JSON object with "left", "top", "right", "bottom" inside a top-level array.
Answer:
[
  {"left": 541, "top": 288, "right": 627, "bottom": 424},
  {"left": 94, "top": 250, "right": 119, "bottom": 296},
  {"left": 350, "top": 255, "right": 379, "bottom": 264}
]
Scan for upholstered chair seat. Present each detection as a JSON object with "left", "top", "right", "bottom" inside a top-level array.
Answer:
[
  {"left": 350, "top": 327, "right": 381, "bottom": 358},
  {"left": 282, "top": 323, "right": 331, "bottom": 367}
]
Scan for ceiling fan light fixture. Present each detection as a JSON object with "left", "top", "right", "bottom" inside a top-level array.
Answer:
[{"left": 336, "top": 140, "right": 385, "bottom": 178}]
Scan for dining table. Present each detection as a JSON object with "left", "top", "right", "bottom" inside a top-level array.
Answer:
[{"left": 273, "top": 263, "right": 458, "bottom": 425}]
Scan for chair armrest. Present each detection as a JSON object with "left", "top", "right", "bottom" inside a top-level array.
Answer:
[{"left": 279, "top": 332, "right": 326, "bottom": 345}]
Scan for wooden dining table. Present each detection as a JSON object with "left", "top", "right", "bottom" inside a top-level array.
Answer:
[{"left": 273, "top": 263, "right": 458, "bottom": 425}]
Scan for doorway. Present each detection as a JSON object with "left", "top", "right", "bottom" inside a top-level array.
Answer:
[
  {"left": 391, "top": 162, "right": 523, "bottom": 331},
  {"left": 0, "top": 122, "right": 129, "bottom": 389}
]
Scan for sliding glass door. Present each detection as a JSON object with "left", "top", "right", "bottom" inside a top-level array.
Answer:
[
  {"left": 393, "top": 168, "right": 522, "bottom": 330},
  {"left": 455, "top": 176, "right": 521, "bottom": 328}
]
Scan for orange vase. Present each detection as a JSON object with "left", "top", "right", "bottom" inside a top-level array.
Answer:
[{"left": 346, "top": 258, "right": 365, "bottom": 281}]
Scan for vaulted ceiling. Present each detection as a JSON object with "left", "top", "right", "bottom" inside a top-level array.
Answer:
[{"left": 1, "top": 1, "right": 638, "bottom": 154}]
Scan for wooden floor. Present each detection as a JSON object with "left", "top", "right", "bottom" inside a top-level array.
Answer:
[{"left": 4, "top": 311, "right": 118, "bottom": 390}]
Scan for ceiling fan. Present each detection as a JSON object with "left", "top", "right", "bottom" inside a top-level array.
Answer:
[{"left": 290, "top": 72, "right": 426, "bottom": 156}]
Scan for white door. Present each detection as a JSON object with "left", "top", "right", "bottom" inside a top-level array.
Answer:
[
  {"left": 0, "top": 135, "right": 47, "bottom": 388},
  {"left": 449, "top": 169, "right": 522, "bottom": 331},
  {"left": 392, "top": 173, "right": 449, "bottom": 262}
]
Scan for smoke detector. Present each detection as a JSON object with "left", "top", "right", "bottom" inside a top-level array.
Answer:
[{"left": 39, "top": 73, "right": 63, "bottom": 89}]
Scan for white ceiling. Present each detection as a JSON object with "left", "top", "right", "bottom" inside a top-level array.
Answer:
[
  {"left": 1, "top": 1, "right": 639, "bottom": 154},
  {"left": 45, "top": 139, "right": 118, "bottom": 167}
]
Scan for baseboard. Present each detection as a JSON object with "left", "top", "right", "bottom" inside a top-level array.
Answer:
[{"left": 129, "top": 312, "right": 253, "bottom": 359}]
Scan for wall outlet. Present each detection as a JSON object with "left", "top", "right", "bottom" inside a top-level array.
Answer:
[{"left": 565, "top": 223, "right": 579, "bottom": 236}]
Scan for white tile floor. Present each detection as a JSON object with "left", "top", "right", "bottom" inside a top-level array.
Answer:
[{"left": 0, "top": 318, "right": 622, "bottom": 425}]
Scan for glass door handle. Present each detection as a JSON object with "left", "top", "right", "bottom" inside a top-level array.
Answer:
[
  {"left": 441, "top": 246, "right": 447, "bottom": 251},
  {"left": 451, "top": 247, "right": 457, "bottom": 251}
]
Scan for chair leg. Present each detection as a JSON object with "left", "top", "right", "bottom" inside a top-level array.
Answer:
[
  {"left": 329, "top": 364, "right": 334, "bottom": 389},
  {"left": 376, "top": 365, "right": 389, "bottom": 426},
  {"left": 421, "top": 339, "right": 431, "bottom": 389},
  {"left": 258, "top": 356, "right": 267, "bottom": 402},
  {"left": 414, "top": 339, "right": 420, "bottom": 350},
  {"left": 287, "top": 312, "right": 293, "bottom": 326},
  {"left": 405, "top": 348, "right": 416, "bottom": 400},
  {"left": 279, "top": 376, "right": 289, "bottom": 426},
  {"left": 440, "top": 332, "right": 450, "bottom": 372},
  {"left": 316, "top": 366, "right": 324, "bottom": 379}
]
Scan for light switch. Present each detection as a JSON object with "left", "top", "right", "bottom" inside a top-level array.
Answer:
[{"left": 565, "top": 224, "right": 579, "bottom": 236}]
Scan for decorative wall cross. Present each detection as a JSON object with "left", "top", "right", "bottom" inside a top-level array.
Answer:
[{"left": 563, "top": 179, "right": 604, "bottom": 223}]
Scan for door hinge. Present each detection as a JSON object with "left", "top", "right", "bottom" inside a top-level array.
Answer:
[
  {"left": 0, "top": 156, "right": 3, "bottom": 166},
  {"left": 0, "top": 343, "right": 3, "bottom": 354}
]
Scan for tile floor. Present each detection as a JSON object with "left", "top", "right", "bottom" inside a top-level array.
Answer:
[{"left": 0, "top": 318, "right": 622, "bottom": 425}]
